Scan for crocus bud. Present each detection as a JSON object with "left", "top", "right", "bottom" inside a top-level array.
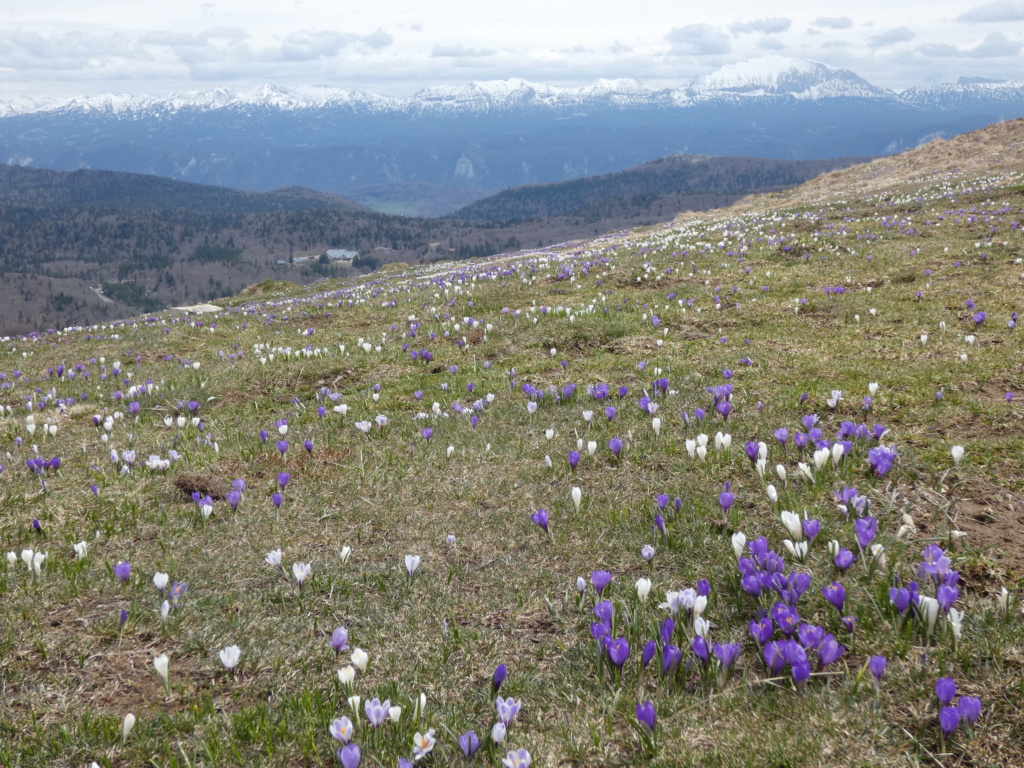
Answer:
[{"left": 122, "top": 713, "right": 136, "bottom": 745}]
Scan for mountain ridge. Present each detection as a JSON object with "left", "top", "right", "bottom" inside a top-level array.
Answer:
[{"left": 4, "top": 56, "right": 1022, "bottom": 118}]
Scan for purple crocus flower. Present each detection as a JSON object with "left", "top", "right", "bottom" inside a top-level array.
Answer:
[
  {"left": 867, "top": 446, "right": 897, "bottom": 477},
  {"left": 817, "top": 635, "right": 844, "bottom": 669},
  {"left": 718, "top": 483, "right": 735, "bottom": 515},
  {"left": 716, "top": 401, "right": 731, "bottom": 421},
  {"left": 605, "top": 405, "right": 617, "bottom": 422},
  {"left": 822, "top": 582, "right": 846, "bottom": 613},
  {"left": 331, "top": 626, "right": 350, "bottom": 655},
  {"left": 304, "top": 439, "right": 314, "bottom": 454},
  {"left": 608, "top": 437, "right": 623, "bottom": 458},
  {"left": 531, "top": 509, "right": 549, "bottom": 534},
  {"left": 364, "top": 698, "right": 389, "bottom": 728},
  {"left": 936, "top": 584, "right": 959, "bottom": 613},
  {"left": 662, "top": 645, "right": 682, "bottom": 675},
  {"left": 259, "top": 429, "right": 268, "bottom": 444},
  {"left": 869, "top": 655, "right": 887, "bottom": 680},
  {"left": 591, "top": 570, "right": 611, "bottom": 596},
  {"left": 607, "top": 637, "right": 629, "bottom": 671},
  {"left": 936, "top": 677, "right": 957, "bottom": 705},
  {"left": 834, "top": 548, "right": 855, "bottom": 572},
  {"left": 170, "top": 580, "right": 187, "bottom": 605},
  {"left": 272, "top": 492, "right": 283, "bottom": 508},
  {"left": 791, "top": 659, "right": 812, "bottom": 685},
  {"left": 227, "top": 490, "right": 241, "bottom": 510},
  {"left": 854, "top": 517, "right": 877, "bottom": 549},
  {"left": 763, "top": 642, "right": 786, "bottom": 674},
  {"left": 276, "top": 440, "right": 288, "bottom": 457},
  {"left": 495, "top": 696, "right": 522, "bottom": 726},
  {"left": 635, "top": 701, "right": 655, "bottom": 732},
  {"left": 712, "top": 642, "right": 741, "bottom": 671},
  {"left": 958, "top": 696, "right": 981, "bottom": 725},
  {"left": 114, "top": 561, "right": 131, "bottom": 583},
  {"left": 493, "top": 664, "right": 508, "bottom": 694},
  {"left": 458, "top": 731, "right": 480, "bottom": 757},
  {"left": 653, "top": 514, "right": 665, "bottom": 539},
  {"left": 939, "top": 706, "right": 960, "bottom": 738},
  {"left": 889, "top": 587, "right": 912, "bottom": 614},
  {"left": 338, "top": 743, "right": 361, "bottom": 768},
  {"left": 594, "top": 600, "right": 615, "bottom": 623},
  {"left": 659, "top": 618, "right": 675, "bottom": 647},
  {"left": 802, "top": 518, "right": 821, "bottom": 542},
  {"left": 568, "top": 451, "right": 580, "bottom": 470},
  {"left": 421, "top": 427, "right": 433, "bottom": 442},
  {"left": 691, "top": 636, "right": 709, "bottom": 667},
  {"left": 774, "top": 427, "right": 789, "bottom": 447},
  {"left": 749, "top": 617, "right": 773, "bottom": 646},
  {"left": 277, "top": 472, "right": 290, "bottom": 490},
  {"left": 642, "top": 640, "right": 656, "bottom": 669}
]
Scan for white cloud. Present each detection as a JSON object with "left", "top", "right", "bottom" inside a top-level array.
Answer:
[
  {"left": 431, "top": 44, "right": 496, "bottom": 58},
  {"left": 729, "top": 17, "right": 791, "bottom": 35},
  {"left": 918, "top": 32, "right": 1022, "bottom": 57},
  {"left": 811, "top": 16, "right": 854, "bottom": 29},
  {"left": 956, "top": 2, "right": 1024, "bottom": 22},
  {"left": 666, "top": 25, "right": 732, "bottom": 55},
  {"left": 868, "top": 27, "right": 916, "bottom": 48}
]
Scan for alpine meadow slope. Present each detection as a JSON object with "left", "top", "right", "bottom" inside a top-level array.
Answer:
[{"left": 0, "top": 119, "right": 1022, "bottom": 768}]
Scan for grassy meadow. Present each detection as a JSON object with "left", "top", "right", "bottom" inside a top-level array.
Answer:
[{"left": 1, "top": 127, "right": 1023, "bottom": 768}]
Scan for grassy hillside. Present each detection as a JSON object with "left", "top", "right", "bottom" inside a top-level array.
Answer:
[{"left": 0, "top": 121, "right": 1022, "bottom": 768}]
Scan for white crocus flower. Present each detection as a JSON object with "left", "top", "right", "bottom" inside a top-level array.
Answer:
[
  {"left": 783, "top": 539, "right": 808, "bottom": 561},
  {"left": 731, "top": 532, "right": 746, "bottom": 562},
  {"left": 812, "top": 448, "right": 830, "bottom": 472},
  {"left": 635, "top": 578, "right": 651, "bottom": 603},
  {"left": 219, "top": 645, "right": 241, "bottom": 670},
  {"left": 153, "top": 654, "right": 170, "bottom": 694},
  {"left": 951, "top": 445, "right": 965, "bottom": 466},
  {"left": 351, "top": 648, "right": 368, "bottom": 673},
  {"left": 919, "top": 596, "right": 940, "bottom": 636},
  {"left": 122, "top": 713, "right": 136, "bottom": 745},
  {"left": 780, "top": 511, "right": 803, "bottom": 540},
  {"left": 571, "top": 487, "right": 582, "bottom": 513}
]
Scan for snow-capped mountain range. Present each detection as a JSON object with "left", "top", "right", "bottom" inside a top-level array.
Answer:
[
  {"left": 1, "top": 56, "right": 1022, "bottom": 198},
  {"left": 7, "top": 56, "right": 1022, "bottom": 118}
]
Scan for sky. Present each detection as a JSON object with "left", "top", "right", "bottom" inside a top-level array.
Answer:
[{"left": 1, "top": 1, "right": 1023, "bottom": 103}]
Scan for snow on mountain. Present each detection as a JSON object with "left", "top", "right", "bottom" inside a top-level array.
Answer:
[
  {"left": 30, "top": 84, "right": 399, "bottom": 117},
  {"left": 4, "top": 58, "right": 1024, "bottom": 118},
  {"left": 683, "top": 56, "right": 894, "bottom": 101},
  {"left": 899, "top": 80, "right": 1024, "bottom": 110}
]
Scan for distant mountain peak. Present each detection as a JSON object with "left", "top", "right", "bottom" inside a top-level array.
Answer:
[{"left": 686, "top": 56, "right": 893, "bottom": 100}]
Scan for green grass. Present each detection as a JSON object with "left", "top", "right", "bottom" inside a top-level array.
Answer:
[{"left": 0, "top": 161, "right": 1022, "bottom": 768}]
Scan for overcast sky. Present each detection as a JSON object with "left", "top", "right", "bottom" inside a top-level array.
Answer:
[{"left": 2, "top": 1, "right": 1023, "bottom": 103}]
